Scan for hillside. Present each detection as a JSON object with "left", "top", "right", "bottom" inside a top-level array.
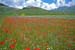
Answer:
[
  {"left": 0, "top": 5, "right": 75, "bottom": 17},
  {"left": 50, "top": 6, "right": 75, "bottom": 15}
]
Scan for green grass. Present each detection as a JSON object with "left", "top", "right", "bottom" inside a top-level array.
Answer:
[
  {"left": 0, "top": 5, "right": 75, "bottom": 50},
  {"left": 0, "top": 17, "right": 75, "bottom": 50},
  {"left": 0, "top": 5, "right": 75, "bottom": 17}
]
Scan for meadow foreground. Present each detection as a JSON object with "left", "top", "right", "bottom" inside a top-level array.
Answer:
[{"left": 0, "top": 17, "right": 75, "bottom": 50}]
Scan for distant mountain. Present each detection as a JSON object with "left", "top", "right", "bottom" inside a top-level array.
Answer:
[
  {"left": 0, "top": 3, "right": 5, "bottom": 6},
  {"left": 50, "top": 6, "right": 75, "bottom": 15}
]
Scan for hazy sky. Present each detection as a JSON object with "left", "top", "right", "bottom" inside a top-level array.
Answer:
[
  {"left": 0, "top": 0, "right": 74, "bottom": 5},
  {"left": 0, "top": 0, "right": 75, "bottom": 10}
]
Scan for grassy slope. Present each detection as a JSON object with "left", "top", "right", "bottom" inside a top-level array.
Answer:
[{"left": 0, "top": 5, "right": 75, "bottom": 17}]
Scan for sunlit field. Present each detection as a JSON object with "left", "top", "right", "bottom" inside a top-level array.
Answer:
[
  {"left": 0, "top": 4, "right": 75, "bottom": 50},
  {"left": 0, "top": 17, "right": 75, "bottom": 50}
]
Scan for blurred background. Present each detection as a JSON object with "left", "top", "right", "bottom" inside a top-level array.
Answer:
[{"left": 0, "top": 0, "right": 75, "bottom": 16}]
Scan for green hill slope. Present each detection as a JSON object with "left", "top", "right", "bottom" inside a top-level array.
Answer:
[{"left": 0, "top": 5, "right": 75, "bottom": 17}]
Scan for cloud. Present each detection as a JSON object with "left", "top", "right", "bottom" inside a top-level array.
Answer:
[
  {"left": 0, "top": 0, "right": 75, "bottom": 10},
  {"left": 72, "top": 0, "right": 75, "bottom": 6},
  {"left": 26, "top": 0, "right": 42, "bottom": 7},
  {"left": 40, "top": 2, "right": 58, "bottom": 10},
  {"left": 13, "top": 0, "right": 19, "bottom": 3},
  {"left": 49, "top": 3, "right": 58, "bottom": 9},
  {"left": 65, "top": 2, "right": 72, "bottom": 7},
  {"left": 25, "top": 0, "right": 58, "bottom": 10},
  {"left": 0, "top": 0, "right": 25, "bottom": 9},
  {"left": 56, "top": 0, "right": 66, "bottom": 7},
  {"left": 56, "top": 0, "right": 75, "bottom": 7}
]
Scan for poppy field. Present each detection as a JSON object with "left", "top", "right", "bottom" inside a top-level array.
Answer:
[{"left": 0, "top": 17, "right": 75, "bottom": 50}]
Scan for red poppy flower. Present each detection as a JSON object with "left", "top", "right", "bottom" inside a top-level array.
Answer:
[
  {"left": 25, "top": 48, "right": 30, "bottom": 50},
  {"left": 0, "top": 41, "right": 5, "bottom": 45},
  {"left": 34, "top": 48, "right": 40, "bottom": 50},
  {"left": 64, "top": 40, "right": 67, "bottom": 42},
  {"left": 10, "top": 44, "right": 15, "bottom": 49},
  {"left": 3, "top": 28, "right": 9, "bottom": 33},
  {"left": 3, "top": 28, "right": 12, "bottom": 34},
  {"left": 67, "top": 44, "right": 72, "bottom": 47},
  {"left": 5, "top": 38, "right": 9, "bottom": 41},
  {"left": 12, "top": 39, "right": 17, "bottom": 43}
]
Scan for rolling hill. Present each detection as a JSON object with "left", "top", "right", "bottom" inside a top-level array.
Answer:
[{"left": 0, "top": 4, "right": 75, "bottom": 17}]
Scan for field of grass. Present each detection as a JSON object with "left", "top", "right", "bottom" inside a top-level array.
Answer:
[
  {"left": 0, "top": 17, "right": 75, "bottom": 50},
  {"left": 0, "top": 5, "right": 75, "bottom": 50}
]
